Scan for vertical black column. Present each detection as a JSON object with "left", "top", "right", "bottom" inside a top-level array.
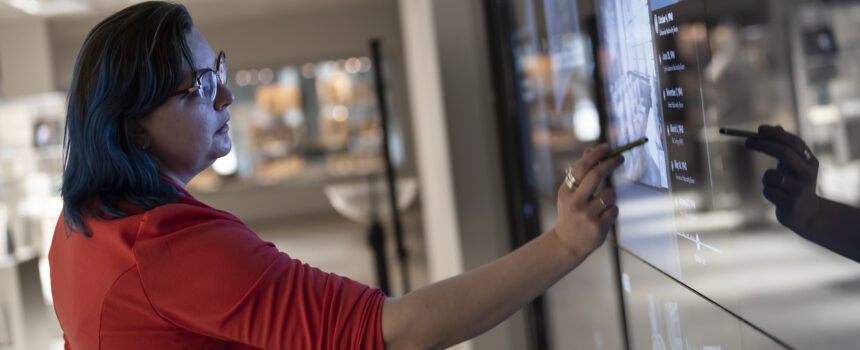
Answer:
[
  {"left": 483, "top": 0, "right": 550, "bottom": 348},
  {"left": 370, "top": 39, "right": 411, "bottom": 294}
]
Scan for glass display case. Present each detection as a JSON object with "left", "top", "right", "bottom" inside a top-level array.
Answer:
[
  {"left": 0, "top": 91, "right": 66, "bottom": 350},
  {"left": 0, "top": 92, "right": 65, "bottom": 262},
  {"left": 188, "top": 56, "right": 399, "bottom": 193},
  {"left": 486, "top": 0, "right": 625, "bottom": 348},
  {"left": 791, "top": 1, "right": 860, "bottom": 206},
  {"left": 489, "top": 0, "right": 860, "bottom": 349}
]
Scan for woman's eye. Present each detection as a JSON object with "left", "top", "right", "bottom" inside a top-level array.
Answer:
[{"left": 185, "top": 90, "right": 201, "bottom": 99}]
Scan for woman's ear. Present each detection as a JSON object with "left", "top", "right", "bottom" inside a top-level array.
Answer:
[{"left": 128, "top": 119, "right": 151, "bottom": 150}]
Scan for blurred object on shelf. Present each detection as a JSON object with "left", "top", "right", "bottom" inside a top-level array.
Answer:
[
  {"left": 0, "top": 92, "right": 64, "bottom": 259},
  {"left": 256, "top": 83, "right": 301, "bottom": 116},
  {"left": 254, "top": 155, "right": 307, "bottom": 185},
  {"left": 319, "top": 104, "right": 351, "bottom": 151},
  {"left": 32, "top": 119, "right": 62, "bottom": 149},
  {"left": 324, "top": 177, "right": 417, "bottom": 225}
]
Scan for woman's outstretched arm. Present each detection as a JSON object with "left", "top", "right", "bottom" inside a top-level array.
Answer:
[{"left": 381, "top": 144, "right": 624, "bottom": 349}]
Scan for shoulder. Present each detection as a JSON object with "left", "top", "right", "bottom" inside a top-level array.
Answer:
[
  {"left": 135, "top": 202, "right": 273, "bottom": 262},
  {"left": 133, "top": 202, "right": 284, "bottom": 310},
  {"left": 138, "top": 202, "right": 242, "bottom": 238}
]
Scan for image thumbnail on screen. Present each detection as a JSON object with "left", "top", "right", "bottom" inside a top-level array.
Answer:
[{"left": 598, "top": 0, "right": 669, "bottom": 189}]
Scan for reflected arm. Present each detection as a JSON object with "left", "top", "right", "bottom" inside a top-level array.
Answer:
[
  {"left": 797, "top": 198, "right": 860, "bottom": 262},
  {"left": 746, "top": 125, "right": 860, "bottom": 263}
]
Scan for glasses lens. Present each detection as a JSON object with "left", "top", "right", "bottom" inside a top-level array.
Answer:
[
  {"left": 218, "top": 53, "right": 227, "bottom": 85},
  {"left": 199, "top": 71, "right": 218, "bottom": 102}
]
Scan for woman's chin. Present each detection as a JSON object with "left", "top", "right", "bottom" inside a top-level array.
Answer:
[{"left": 212, "top": 137, "right": 232, "bottom": 158}]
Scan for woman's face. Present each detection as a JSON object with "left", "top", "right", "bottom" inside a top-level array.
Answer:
[{"left": 139, "top": 28, "right": 234, "bottom": 185}]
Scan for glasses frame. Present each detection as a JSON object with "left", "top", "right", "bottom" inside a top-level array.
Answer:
[{"left": 171, "top": 50, "right": 226, "bottom": 102}]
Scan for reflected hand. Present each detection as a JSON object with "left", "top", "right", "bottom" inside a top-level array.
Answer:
[
  {"left": 746, "top": 125, "right": 821, "bottom": 234},
  {"left": 553, "top": 144, "right": 625, "bottom": 257}
]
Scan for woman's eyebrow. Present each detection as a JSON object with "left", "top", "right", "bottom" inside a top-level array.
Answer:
[
  {"left": 191, "top": 54, "right": 218, "bottom": 74},
  {"left": 192, "top": 67, "right": 215, "bottom": 74}
]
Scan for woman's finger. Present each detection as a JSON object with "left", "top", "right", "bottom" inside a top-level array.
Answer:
[
  {"left": 762, "top": 186, "right": 790, "bottom": 207},
  {"left": 758, "top": 125, "right": 817, "bottom": 165},
  {"left": 762, "top": 169, "right": 804, "bottom": 196},
  {"left": 746, "top": 138, "right": 814, "bottom": 181},
  {"left": 572, "top": 156, "right": 624, "bottom": 207},
  {"left": 569, "top": 144, "right": 612, "bottom": 190},
  {"left": 584, "top": 188, "right": 617, "bottom": 218},
  {"left": 558, "top": 176, "right": 571, "bottom": 197},
  {"left": 599, "top": 205, "right": 620, "bottom": 232}
]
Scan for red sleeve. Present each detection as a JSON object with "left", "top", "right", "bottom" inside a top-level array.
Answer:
[{"left": 132, "top": 203, "right": 386, "bottom": 350}]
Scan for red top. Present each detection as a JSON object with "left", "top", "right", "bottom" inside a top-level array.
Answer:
[{"left": 49, "top": 183, "right": 386, "bottom": 350}]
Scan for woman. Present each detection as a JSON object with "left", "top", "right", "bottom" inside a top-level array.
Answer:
[
  {"left": 747, "top": 125, "right": 860, "bottom": 262},
  {"left": 49, "top": 2, "right": 624, "bottom": 349}
]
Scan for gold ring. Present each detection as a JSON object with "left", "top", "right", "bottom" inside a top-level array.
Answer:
[{"left": 565, "top": 168, "right": 579, "bottom": 190}]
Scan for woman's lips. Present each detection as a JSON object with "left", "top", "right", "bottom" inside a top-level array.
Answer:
[{"left": 216, "top": 122, "right": 229, "bottom": 134}]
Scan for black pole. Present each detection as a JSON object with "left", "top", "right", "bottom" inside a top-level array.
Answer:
[
  {"left": 370, "top": 39, "right": 411, "bottom": 294},
  {"left": 367, "top": 220, "right": 392, "bottom": 295},
  {"left": 482, "top": 0, "right": 549, "bottom": 347},
  {"left": 367, "top": 174, "right": 392, "bottom": 295}
]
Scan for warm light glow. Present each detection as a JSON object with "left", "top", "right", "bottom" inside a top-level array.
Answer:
[
  {"left": 573, "top": 100, "right": 601, "bottom": 141},
  {"left": 332, "top": 105, "right": 349, "bottom": 122},
  {"left": 256, "top": 84, "right": 301, "bottom": 115},
  {"left": 301, "top": 63, "right": 316, "bottom": 79},
  {"left": 345, "top": 58, "right": 362, "bottom": 74},
  {"left": 8, "top": 0, "right": 38, "bottom": 14},
  {"left": 359, "top": 57, "right": 372, "bottom": 73},
  {"left": 235, "top": 70, "right": 252, "bottom": 87},
  {"left": 523, "top": 53, "right": 551, "bottom": 85},
  {"left": 5, "top": 0, "right": 89, "bottom": 16},
  {"left": 258, "top": 68, "right": 274, "bottom": 84},
  {"left": 330, "top": 72, "right": 353, "bottom": 103},
  {"left": 213, "top": 147, "right": 238, "bottom": 176},
  {"left": 279, "top": 67, "right": 300, "bottom": 87}
]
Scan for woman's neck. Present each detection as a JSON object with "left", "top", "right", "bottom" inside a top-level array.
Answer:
[{"left": 160, "top": 169, "right": 190, "bottom": 187}]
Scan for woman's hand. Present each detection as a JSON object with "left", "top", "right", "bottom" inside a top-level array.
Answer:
[
  {"left": 746, "top": 125, "right": 821, "bottom": 234},
  {"left": 553, "top": 143, "right": 625, "bottom": 258},
  {"left": 382, "top": 146, "right": 626, "bottom": 350}
]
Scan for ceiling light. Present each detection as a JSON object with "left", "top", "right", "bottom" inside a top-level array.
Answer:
[{"left": 4, "top": 0, "right": 90, "bottom": 17}]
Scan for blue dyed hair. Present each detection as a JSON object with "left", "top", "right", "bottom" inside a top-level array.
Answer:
[{"left": 62, "top": 1, "right": 196, "bottom": 236}]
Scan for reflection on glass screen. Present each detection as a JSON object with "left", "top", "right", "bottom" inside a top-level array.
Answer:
[{"left": 596, "top": 0, "right": 860, "bottom": 348}]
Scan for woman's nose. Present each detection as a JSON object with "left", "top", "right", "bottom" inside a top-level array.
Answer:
[{"left": 214, "top": 83, "right": 234, "bottom": 111}]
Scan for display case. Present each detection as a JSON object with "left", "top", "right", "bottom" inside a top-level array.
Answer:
[
  {"left": 0, "top": 92, "right": 66, "bottom": 350},
  {"left": 488, "top": 0, "right": 860, "bottom": 349},
  {"left": 791, "top": 1, "right": 860, "bottom": 206},
  {"left": 485, "top": 0, "right": 625, "bottom": 348},
  {"left": 187, "top": 56, "right": 398, "bottom": 194}
]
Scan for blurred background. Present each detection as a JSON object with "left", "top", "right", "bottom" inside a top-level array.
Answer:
[{"left": 0, "top": 0, "right": 859, "bottom": 349}]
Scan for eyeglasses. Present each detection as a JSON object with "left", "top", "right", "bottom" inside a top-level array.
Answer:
[{"left": 172, "top": 51, "right": 227, "bottom": 103}]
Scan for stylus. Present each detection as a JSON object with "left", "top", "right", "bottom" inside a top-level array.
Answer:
[
  {"left": 719, "top": 128, "right": 760, "bottom": 139},
  {"left": 608, "top": 138, "right": 649, "bottom": 158}
]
